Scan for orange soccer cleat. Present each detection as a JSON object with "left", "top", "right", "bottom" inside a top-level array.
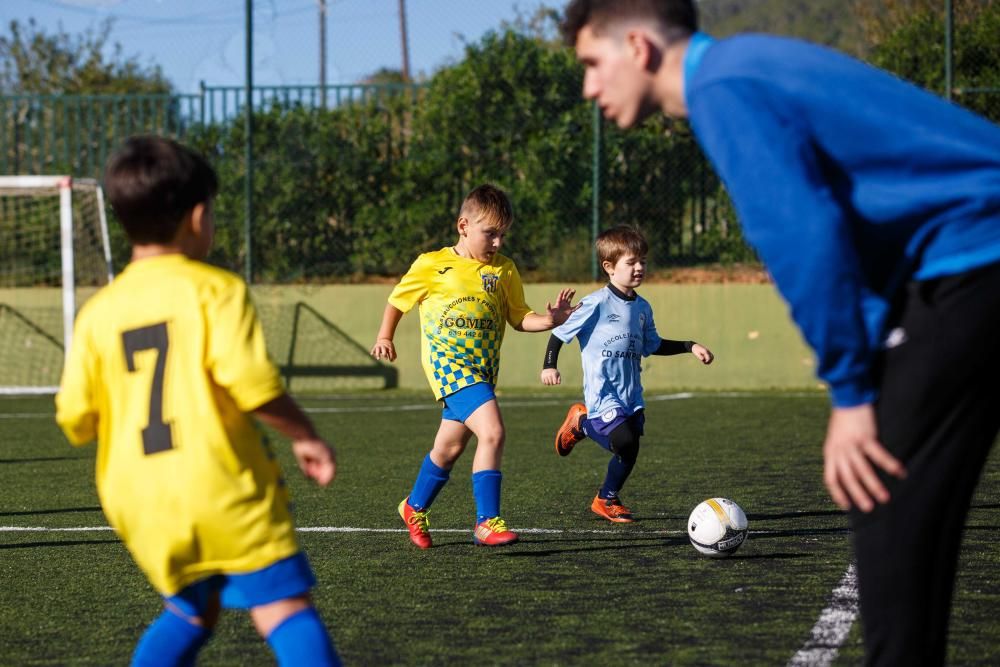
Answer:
[
  {"left": 555, "top": 403, "right": 588, "bottom": 457},
  {"left": 590, "top": 495, "right": 635, "bottom": 523},
  {"left": 398, "top": 497, "right": 432, "bottom": 549},
  {"left": 472, "top": 517, "right": 519, "bottom": 546}
]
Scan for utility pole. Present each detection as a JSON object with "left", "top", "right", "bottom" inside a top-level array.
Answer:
[
  {"left": 244, "top": 0, "right": 254, "bottom": 284},
  {"left": 398, "top": 0, "right": 411, "bottom": 81},
  {"left": 319, "top": 0, "right": 327, "bottom": 106}
]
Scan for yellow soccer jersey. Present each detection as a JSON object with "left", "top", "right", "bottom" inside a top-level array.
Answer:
[
  {"left": 388, "top": 247, "right": 533, "bottom": 399},
  {"left": 55, "top": 254, "right": 298, "bottom": 596}
]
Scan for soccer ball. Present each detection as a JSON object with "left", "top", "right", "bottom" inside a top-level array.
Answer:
[{"left": 687, "top": 497, "right": 748, "bottom": 558}]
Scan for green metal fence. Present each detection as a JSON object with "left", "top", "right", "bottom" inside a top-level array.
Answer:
[{"left": 0, "top": 80, "right": 740, "bottom": 282}]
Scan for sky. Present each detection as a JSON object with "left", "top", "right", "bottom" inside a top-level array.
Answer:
[{"left": 5, "top": 0, "right": 556, "bottom": 92}]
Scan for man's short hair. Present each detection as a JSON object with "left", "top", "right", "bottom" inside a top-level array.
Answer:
[
  {"left": 596, "top": 225, "right": 649, "bottom": 267},
  {"left": 460, "top": 184, "right": 514, "bottom": 231},
  {"left": 561, "top": 0, "right": 698, "bottom": 46},
  {"left": 104, "top": 135, "right": 219, "bottom": 244}
]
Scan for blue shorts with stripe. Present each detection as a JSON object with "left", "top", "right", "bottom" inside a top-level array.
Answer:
[{"left": 165, "top": 552, "right": 316, "bottom": 617}]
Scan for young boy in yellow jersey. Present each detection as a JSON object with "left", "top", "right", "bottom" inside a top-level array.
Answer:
[
  {"left": 370, "top": 184, "right": 576, "bottom": 548},
  {"left": 55, "top": 136, "right": 340, "bottom": 666}
]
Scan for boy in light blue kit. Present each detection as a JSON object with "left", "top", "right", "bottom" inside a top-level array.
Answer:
[{"left": 540, "top": 225, "right": 713, "bottom": 522}]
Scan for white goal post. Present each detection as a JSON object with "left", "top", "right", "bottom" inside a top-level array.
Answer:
[{"left": 0, "top": 176, "right": 114, "bottom": 394}]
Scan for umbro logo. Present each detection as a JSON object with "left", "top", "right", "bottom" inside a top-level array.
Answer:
[
  {"left": 607, "top": 314, "right": 621, "bottom": 322},
  {"left": 438, "top": 267, "right": 453, "bottom": 274},
  {"left": 883, "top": 327, "right": 908, "bottom": 349}
]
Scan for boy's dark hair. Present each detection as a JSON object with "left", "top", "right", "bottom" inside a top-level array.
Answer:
[
  {"left": 460, "top": 184, "right": 514, "bottom": 231},
  {"left": 561, "top": 0, "right": 698, "bottom": 46},
  {"left": 596, "top": 225, "right": 648, "bottom": 268},
  {"left": 104, "top": 135, "right": 219, "bottom": 244}
]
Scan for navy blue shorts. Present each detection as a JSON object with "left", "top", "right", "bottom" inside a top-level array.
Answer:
[
  {"left": 166, "top": 552, "right": 316, "bottom": 617},
  {"left": 441, "top": 382, "right": 496, "bottom": 423},
  {"left": 582, "top": 408, "right": 645, "bottom": 452}
]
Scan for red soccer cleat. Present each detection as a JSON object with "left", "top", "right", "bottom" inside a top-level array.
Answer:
[
  {"left": 555, "top": 403, "right": 588, "bottom": 456},
  {"left": 398, "top": 497, "right": 432, "bottom": 549},
  {"left": 472, "top": 517, "right": 519, "bottom": 546}
]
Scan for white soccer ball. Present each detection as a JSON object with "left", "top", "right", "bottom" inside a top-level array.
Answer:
[{"left": 687, "top": 497, "right": 748, "bottom": 558}]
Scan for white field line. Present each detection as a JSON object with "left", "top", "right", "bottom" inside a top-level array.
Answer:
[
  {"left": 0, "top": 525, "right": 687, "bottom": 536},
  {"left": 786, "top": 563, "right": 859, "bottom": 667},
  {"left": 0, "top": 391, "right": 824, "bottom": 419}
]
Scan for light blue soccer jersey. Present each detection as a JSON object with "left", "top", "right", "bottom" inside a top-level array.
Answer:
[{"left": 552, "top": 285, "right": 662, "bottom": 420}]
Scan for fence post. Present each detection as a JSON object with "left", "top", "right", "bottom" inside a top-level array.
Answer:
[
  {"left": 591, "top": 100, "right": 601, "bottom": 281},
  {"left": 244, "top": 0, "right": 254, "bottom": 284},
  {"left": 944, "top": 0, "right": 954, "bottom": 101}
]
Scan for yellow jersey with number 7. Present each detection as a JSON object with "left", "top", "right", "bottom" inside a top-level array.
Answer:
[{"left": 55, "top": 254, "right": 297, "bottom": 596}]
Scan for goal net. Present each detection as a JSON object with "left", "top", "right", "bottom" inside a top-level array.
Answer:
[{"left": 0, "top": 176, "right": 114, "bottom": 394}]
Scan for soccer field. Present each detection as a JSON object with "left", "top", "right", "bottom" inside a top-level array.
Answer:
[{"left": 2, "top": 391, "right": 998, "bottom": 665}]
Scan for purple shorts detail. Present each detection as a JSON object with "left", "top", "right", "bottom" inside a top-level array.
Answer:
[
  {"left": 441, "top": 382, "right": 496, "bottom": 423},
  {"left": 582, "top": 409, "right": 645, "bottom": 451}
]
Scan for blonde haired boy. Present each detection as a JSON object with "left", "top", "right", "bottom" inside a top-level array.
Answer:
[{"left": 371, "top": 184, "right": 576, "bottom": 548}]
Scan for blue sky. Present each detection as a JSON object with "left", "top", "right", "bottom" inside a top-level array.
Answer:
[{"left": 7, "top": 0, "right": 556, "bottom": 92}]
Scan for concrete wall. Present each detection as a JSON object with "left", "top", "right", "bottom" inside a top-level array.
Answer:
[{"left": 251, "top": 283, "right": 822, "bottom": 393}]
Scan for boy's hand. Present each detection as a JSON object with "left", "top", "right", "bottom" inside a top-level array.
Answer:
[
  {"left": 292, "top": 438, "right": 337, "bottom": 486},
  {"left": 370, "top": 338, "right": 397, "bottom": 362},
  {"left": 691, "top": 343, "right": 714, "bottom": 364},
  {"left": 546, "top": 288, "right": 578, "bottom": 326},
  {"left": 541, "top": 368, "right": 562, "bottom": 386}
]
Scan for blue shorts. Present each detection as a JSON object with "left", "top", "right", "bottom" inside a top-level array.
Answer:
[
  {"left": 166, "top": 552, "right": 316, "bottom": 617},
  {"left": 441, "top": 382, "right": 496, "bottom": 423},
  {"left": 582, "top": 408, "right": 645, "bottom": 452}
]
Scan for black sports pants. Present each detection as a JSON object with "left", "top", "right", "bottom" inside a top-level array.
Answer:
[{"left": 851, "top": 260, "right": 1000, "bottom": 666}]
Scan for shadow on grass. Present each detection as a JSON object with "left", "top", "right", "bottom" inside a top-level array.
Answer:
[
  {"left": 0, "top": 456, "right": 89, "bottom": 464},
  {"left": 1, "top": 506, "right": 103, "bottom": 517},
  {"left": 749, "top": 527, "right": 850, "bottom": 539},
  {"left": 0, "top": 539, "right": 117, "bottom": 549},
  {"left": 495, "top": 534, "right": 690, "bottom": 557},
  {"left": 748, "top": 509, "right": 845, "bottom": 521}
]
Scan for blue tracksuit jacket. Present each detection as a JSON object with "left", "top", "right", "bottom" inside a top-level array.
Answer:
[{"left": 685, "top": 33, "right": 1000, "bottom": 407}]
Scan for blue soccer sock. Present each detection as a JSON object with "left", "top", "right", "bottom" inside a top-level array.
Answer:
[
  {"left": 599, "top": 456, "right": 634, "bottom": 500},
  {"left": 472, "top": 469, "right": 502, "bottom": 522},
  {"left": 409, "top": 453, "right": 451, "bottom": 511},
  {"left": 266, "top": 607, "right": 340, "bottom": 667},
  {"left": 131, "top": 609, "right": 211, "bottom": 667}
]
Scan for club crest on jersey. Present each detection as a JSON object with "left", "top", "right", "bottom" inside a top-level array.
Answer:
[{"left": 480, "top": 271, "right": 499, "bottom": 293}]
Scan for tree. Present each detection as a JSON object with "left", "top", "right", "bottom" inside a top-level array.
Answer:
[
  {"left": 0, "top": 18, "right": 171, "bottom": 94},
  {"left": 852, "top": 0, "right": 1000, "bottom": 121}
]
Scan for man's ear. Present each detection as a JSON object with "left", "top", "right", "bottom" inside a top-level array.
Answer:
[
  {"left": 625, "top": 29, "right": 660, "bottom": 72},
  {"left": 457, "top": 216, "right": 469, "bottom": 237}
]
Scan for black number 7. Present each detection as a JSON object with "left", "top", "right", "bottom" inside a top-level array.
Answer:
[{"left": 122, "top": 322, "right": 173, "bottom": 455}]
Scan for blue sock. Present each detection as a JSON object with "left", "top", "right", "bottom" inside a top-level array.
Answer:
[
  {"left": 131, "top": 609, "right": 210, "bottom": 667},
  {"left": 409, "top": 453, "right": 450, "bottom": 510},
  {"left": 266, "top": 607, "right": 340, "bottom": 667},
  {"left": 472, "top": 470, "right": 502, "bottom": 522},
  {"left": 599, "top": 456, "right": 634, "bottom": 500}
]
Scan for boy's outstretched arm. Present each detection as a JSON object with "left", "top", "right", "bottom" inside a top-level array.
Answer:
[
  {"left": 540, "top": 334, "right": 564, "bottom": 385},
  {"left": 370, "top": 304, "right": 405, "bottom": 361},
  {"left": 653, "top": 339, "right": 714, "bottom": 364},
  {"left": 254, "top": 394, "right": 336, "bottom": 486},
  {"left": 515, "top": 288, "right": 577, "bottom": 332}
]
